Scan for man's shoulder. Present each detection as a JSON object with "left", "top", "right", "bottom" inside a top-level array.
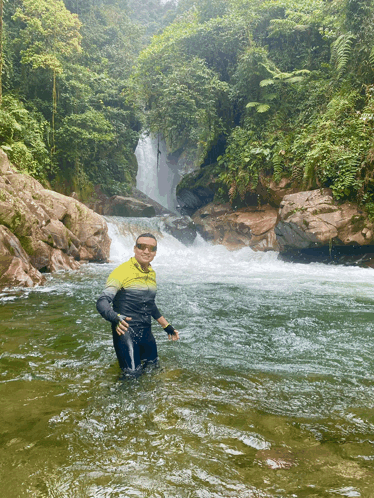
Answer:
[{"left": 108, "top": 258, "right": 134, "bottom": 280}]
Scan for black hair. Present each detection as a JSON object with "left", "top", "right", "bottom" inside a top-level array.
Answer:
[{"left": 136, "top": 233, "right": 157, "bottom": 244}]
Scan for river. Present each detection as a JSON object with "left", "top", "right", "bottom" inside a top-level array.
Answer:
[{"left": 1, "top": 217, "right": 374, "bottom": 497}]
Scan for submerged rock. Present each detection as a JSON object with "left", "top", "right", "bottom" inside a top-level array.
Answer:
[
  {"left": 192, "top": 203, "right": 278, "bottom": 251},
  {"left": 162, "top": 215, "right": 197, "bottom": 246},
  {"left": 0, "top": 149, "right": 110, "bottom": 288}
]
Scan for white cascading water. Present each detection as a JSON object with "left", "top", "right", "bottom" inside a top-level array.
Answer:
[
  {"left": 105, "top": 216, "right": 374, "bottom": 294},
  {"left": 135, "top": 133, "right": 181, "bottom": 212}
]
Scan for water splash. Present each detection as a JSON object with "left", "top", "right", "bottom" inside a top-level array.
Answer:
[{"left": 105, "top": 216, "right": 374, "bottom": 294}]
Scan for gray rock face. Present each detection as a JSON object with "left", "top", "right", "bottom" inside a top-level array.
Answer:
[
  {"left": 162, "top": 215, "right": 197, "bottom": 246},
  {"left": 108, "top": 196, "right": 156, "bottom": 217},
  {"left": 177, "top": 187, "right": 215, "bottom": 216}
]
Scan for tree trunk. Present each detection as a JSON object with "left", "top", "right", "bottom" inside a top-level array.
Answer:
[
  {"left": 0, "top": 0, "right": 3, "bottom": 107},
  {"left": 52, "top": 68, "right": 57, "bottom": 153}
]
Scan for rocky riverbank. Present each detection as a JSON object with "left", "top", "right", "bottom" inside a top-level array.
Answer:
[
  {"left": 192, "top": 188, "right": 374, "bottom": 266},
  {"left": 2, "top": 143, "right": 374, "bottom": 290},
  {"left": 0, "top": 150, "right": 110, "bottom": 288}
]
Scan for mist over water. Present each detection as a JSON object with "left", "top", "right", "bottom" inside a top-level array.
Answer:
[{"left": 1, "top": 217, "right": 374, "bottom": 497}]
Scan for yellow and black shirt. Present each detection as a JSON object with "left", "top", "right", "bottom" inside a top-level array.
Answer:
[{"left": 96, "top": 257, "right": 162, "bottom": 327}]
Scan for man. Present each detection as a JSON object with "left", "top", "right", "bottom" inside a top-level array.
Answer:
[{"left": 96, "top": 233, "right": 179, "bottom": 376}]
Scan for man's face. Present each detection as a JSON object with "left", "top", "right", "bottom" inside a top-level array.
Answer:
[{"left": 134, "top": 237, "right": 157, "bottom": 266}]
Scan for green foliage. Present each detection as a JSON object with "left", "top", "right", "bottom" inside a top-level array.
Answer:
[
  {"left": 56, "top": 110, "right": 114, "bottom": 163},
  {"left": 0, "top": 0, "right": 150, "bottom": 196},
  {"left": 0, "top": 94, "right": 51, "bottom": 180},
  {"left": 134, "top": 16, "right": 232, "bottom": 164},
  {"left": 291, "top": 91, "right": 366, "bottom": 199},
  {"left": 146, "top": 58, "right": 229, "bottom": 160},
  {"left": 13, "top": 0, "right": 82, "bottom": 73},
  {"left": 218, "top": 127, "right": 271, "bottom": 201},
  {"left": 2, "top": 0, "right": 374, "bottom": 212},
  {"left": 230, "top": 46, "right": 271, "bottom": 108}
]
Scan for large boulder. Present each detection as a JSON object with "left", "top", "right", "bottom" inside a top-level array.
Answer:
[
  {"left": 0, "top": 149, "right": 111, "bottom": 288},
  {"left": 105, "top": 195, "right": 156, "bottom": 217},
  {"left": 162, "top": 215, "right": 197, "bottom": 246},
  {"left": 275, "top": 189, "right": 374, "bottom": 264},
  {"left": 276, "top": 189, "right": 374, "bottom": 249},
  {"left": 192, "top": 203, "right": 279, "bottom": 251},
  {"left": 85, "top": 187, "right": 157, "bottom": 217}
]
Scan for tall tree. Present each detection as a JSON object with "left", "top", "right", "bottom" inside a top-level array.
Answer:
[
  {"left": 13, "top": 0, "right": 82, "bottom": 151},
  {"left": 0, "top": 0, "right": 3, "bottom": 106}
]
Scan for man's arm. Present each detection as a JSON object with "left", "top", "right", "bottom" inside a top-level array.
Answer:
[
  {"left": 156, "top": 316, "right": 180, "bottom": 341},
  {"left": 96, "top": 286, "right": 131, "bottom": 335}
]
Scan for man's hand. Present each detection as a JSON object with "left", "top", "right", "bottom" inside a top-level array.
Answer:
[
  {"left": 116, "top": 317, "right": 132, "bottom": 335},
  {"left": 168, "top": 329, "right": 180, "bottom": 341}
]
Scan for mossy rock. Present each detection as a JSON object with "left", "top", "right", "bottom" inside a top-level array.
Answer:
[
  {"left": 177, "top": 162, "right": 222, "bottom": 195},
  {"left": 18, "top": 236, "right": 36, "bottom": 256}
]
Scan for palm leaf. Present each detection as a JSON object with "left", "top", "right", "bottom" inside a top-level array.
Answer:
[
  {"left": 260, "top": 79, "right": 275, "bottom": 87},
  {"left": 257, "top": 104, "right": 270, "bottom": 113}
]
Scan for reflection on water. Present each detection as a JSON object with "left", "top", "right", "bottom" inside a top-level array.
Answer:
[{"left": 1, "top": 224, "right": 374, "bottom": 497}]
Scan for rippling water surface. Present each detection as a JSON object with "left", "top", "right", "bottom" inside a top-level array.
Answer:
[{"left": 1, "top": 219, "right": 374, "bottom": 497}]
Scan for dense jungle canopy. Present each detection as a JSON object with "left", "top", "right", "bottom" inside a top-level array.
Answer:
[{"left": 1, "top": 0, "right": 374, "bottom": 212}]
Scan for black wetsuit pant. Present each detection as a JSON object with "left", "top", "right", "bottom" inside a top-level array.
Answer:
[{"left": 112, "top": 324, "right": 158, "bottom": 374}]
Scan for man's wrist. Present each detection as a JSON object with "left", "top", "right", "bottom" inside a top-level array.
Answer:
[{"left": 163, "top": 324, "right": 175, "bottom": 335}]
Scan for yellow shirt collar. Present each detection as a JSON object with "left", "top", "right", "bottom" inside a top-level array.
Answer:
[{"left": 131, "top": 257, "right": 152, "bottom": 273}]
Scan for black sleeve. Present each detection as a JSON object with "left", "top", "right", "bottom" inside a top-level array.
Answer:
[
  {"left": 96, "top": 287, "right": 121, "bottom": 324},
  {"left": 151, "top": 303, "right": 162, "bottom": 320}
]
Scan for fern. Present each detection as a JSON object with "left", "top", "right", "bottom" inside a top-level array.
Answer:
[
  {"left": 245, "top": 102, "right": 270, "bottom": 113},
  {"left": 284, "top": 76, "right": 304, "bottom": 84},
  {"left": 272, "top": 151, "right": 284, "bottom": 183},
  {"left": 291, "top": 163, "right": 304, "bottom": 184},
  {"left": 260, "top": 79, "right": 275, "bottom": 87},
  {"left": 369, "top": 47, "right": 374, "bottom": 68},
  {"left": 331, "top": 33, "right": 355, "bottom": 77}
]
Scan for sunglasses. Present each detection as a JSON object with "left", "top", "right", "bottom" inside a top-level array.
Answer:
[{"left": 136, "top": 243, "right": 157, "bottom": 252}]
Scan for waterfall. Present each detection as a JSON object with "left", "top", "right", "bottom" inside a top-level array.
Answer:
[{"left": 135, "top": 133, "right": 181, "bottom": 213}]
